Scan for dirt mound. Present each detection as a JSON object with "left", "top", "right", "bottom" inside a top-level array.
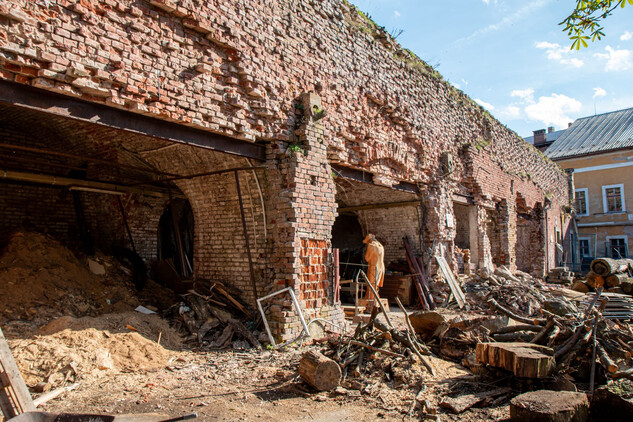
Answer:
[
  {"left": 0, "top": 232, "right": 179, "bottom": 335},
  {"left": 39, "top": 312, "right": 182, "bottom": 350},
  {"left": 9, "top": 327, "right": 171, "bottom": 389}
]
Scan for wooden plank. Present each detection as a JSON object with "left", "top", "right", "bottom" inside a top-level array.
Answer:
[
  {"left": 435, "top": 255, "right": 465, "bottom": 308},
  {"left": 0, "top": 327, "right": 35, "bottom": 418}
]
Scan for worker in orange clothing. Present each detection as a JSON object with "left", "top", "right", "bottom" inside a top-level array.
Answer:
[{"left": 363, "top": 233, "right": 385, "bottom": 300}]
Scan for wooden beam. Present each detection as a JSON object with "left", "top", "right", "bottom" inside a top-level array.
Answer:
[
  {"left": 1, "top": 168, "right": 184, "bottom": 198},
  {"left": 338, "top": 200, "right": 421, "bottom": 213}
]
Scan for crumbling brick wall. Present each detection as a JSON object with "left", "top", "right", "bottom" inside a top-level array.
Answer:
[{"left": 0, "top": 0, "right": 572, "bottom": 337}]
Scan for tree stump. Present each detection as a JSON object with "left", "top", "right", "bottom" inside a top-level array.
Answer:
[
  {"left": 510, "top": 390, "right": 588, "bottom": 422},
  {"left": 298, "top": 350, "right": 341, "bottom": 391},
  {"left": 476, "top": 342, "right": 554, "bottom": 378}
]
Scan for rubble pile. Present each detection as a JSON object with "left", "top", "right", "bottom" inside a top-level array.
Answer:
[
  {"left": 167, "top": 281, "right": 261, "bottom": 350},
  {"left": 0, "top": 232, "right": 178, "bottom": 333}
]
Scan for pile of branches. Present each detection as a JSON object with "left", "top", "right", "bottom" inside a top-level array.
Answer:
[
  {"left": 168, "top": 280, "right": 260, "bottom": 349},
  {"left": 463, "top": 266, "right": 555, "bottom": 317},
  {"left": 486, "top": 292, "right": 633, "bottom": 387},
  {"left": 321, "top": 298, "right": 435, "bottom": 382}
]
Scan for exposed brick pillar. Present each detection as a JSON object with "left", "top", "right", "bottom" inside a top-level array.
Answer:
[
  {"left": 498, "top": 199, "right": 517, "bottom": 271},
  {"left": 476, "top": 204, "right": 493, "bottom": 269},
  {"left": 263, "top": 93, "right": 344, "bottom": 342},
  {"left": 421, "top": 184, "right": 455, "bottom": 272}
]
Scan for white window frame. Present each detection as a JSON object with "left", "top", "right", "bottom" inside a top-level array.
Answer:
[
  {"left": 578, "top": 236, "right": 592, "bottom": 258},
  {"left": 602, "top": 183, "right": 625, "bottom": 214},
  {"left": 606, "top": 235, "right": 628, "bottom": 259},
  {"left": 575, "top": 188, "right": 589, "bottom": 216}
]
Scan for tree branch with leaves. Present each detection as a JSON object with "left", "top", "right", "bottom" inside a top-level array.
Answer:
[{"left": 560, "top": 0, "right": 633, "bottom": 49}]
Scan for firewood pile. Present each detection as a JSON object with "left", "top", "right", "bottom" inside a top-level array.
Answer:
[
  {"left": 462, "top": 265, "right": 554, "bottom": 317},
  {"left": 573, "top": 257, "right": 633, "bottom": 295},
  {"left": 168, "top": 280, "right": 261, "bottom": 350},
  {"left": 475, "top": 290, "right": 633, "bottom": 388}
]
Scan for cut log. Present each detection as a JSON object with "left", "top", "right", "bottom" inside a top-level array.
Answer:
[
  {"left": 570, "top": 281, "right": 590, "bottom": 293},
  {"left": 298, "top": 350, "right": 342, "bottom": 391},
  {"left": 476, "top": 342, "right": 555, "bottom": 378},
  {"left": 605, "top": 273, "right": 628, "bottom": 288},
  {"left": 597, "top": 343, "right": 618, "bottom": 373},
  {"left": 585, "top": 272, "right": 604, "bottom": 289},
  {"left": 591, "top": 384, "right": 633, "bottom": 422},
  {"left": 510, "top": 390, "right": 589, "bottom": 422},
  {"left": 590, "top": 258, "right": 633, "bottom": 277}
]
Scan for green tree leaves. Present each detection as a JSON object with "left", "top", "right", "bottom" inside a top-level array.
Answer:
[{"left": 560, "top": 0, "right": 632, "bottom": 49}]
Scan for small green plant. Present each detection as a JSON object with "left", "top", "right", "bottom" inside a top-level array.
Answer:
[{"left": 288, "top": 143, "right": 306, "bottom": 156}]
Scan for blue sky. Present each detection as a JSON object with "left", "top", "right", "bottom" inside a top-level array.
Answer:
[{"left": 349, "top": 0, "right": 633, "bottom": 138}]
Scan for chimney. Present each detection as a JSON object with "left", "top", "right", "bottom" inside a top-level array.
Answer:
[
  {"left": 533, "top": 129, "right": 546, "bottom": 145},
  {"left": 548, "top": 126, "right": 555, "bottom": 133}
]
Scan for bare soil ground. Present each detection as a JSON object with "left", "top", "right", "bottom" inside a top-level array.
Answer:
[
  {"left": 6, "top": 312, "right": 510, "bottom": 422},
  {"left": 0, "top": 232, "right": 514, "bottom": 421}
]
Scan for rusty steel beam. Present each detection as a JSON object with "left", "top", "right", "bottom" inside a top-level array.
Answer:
[{"left": 0, "top": 80, "right": 266, "bottom": 161}]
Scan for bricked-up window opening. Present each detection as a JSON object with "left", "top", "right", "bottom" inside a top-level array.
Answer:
[
  {"left": 603, "top": 184, "right": 625, "bottom": 213},
  {"left": 608, "top": 237, "right": 627, "bottom": 259},
  {"left": 575, "top": 189, "right": 588, "bottom": 216},
  {"left": 158, "top": 199, "right": 194, "bottom": 277}
]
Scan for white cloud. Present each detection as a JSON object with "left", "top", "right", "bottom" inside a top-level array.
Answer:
[
  {"left": 593, "top": 87, "right": 606, "bottom": 99},
  {"left": 524, "top": 94, "right": 582, "bottom": 128},
  {"left": 621, "top": 31, "right": 633, "bottom": 41},
  {"left": 475, "top": 98, "right": 495, "bottom": 110},
  {"left": 535, "top": 41, "right": 584, "bottom": 67},
  {"left": 393, "top": 10, "right": 401, "bottom": 18},
  {"left": 594, "top": 46, "right": 632, "bottom": 72},
  {"left": 511, "top": 88, "right": 535, "bottom": 103},
  {"left": 499, "top": 105, "right": 521, "bottom": 119},
  {"left": 461, "top": 78, "right": 469, "bottom": 87}
]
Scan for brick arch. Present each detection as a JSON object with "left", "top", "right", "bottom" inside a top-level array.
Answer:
[{"left": 136, "top": 145, "right": 268, "bottom": 304}]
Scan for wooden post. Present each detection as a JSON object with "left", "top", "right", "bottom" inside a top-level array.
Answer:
[{"left": 0, "top": 327, "right": 35, "bottom": 418}]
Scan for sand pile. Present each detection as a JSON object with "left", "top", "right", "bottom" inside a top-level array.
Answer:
[
  {"left": 9, "top": 326, "right": 171, "bottom": 389},
  {"left": 0, "top": 232, "right": 178, "bottom": 331},
  {"left": 38, "top": 312, "right": 182, "bottom": 350}
]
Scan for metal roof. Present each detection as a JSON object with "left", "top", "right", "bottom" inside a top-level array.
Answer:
[{"left": 545, "top": 107, "right": 633, "bottom": 160}]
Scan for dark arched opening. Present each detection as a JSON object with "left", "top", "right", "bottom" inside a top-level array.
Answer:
[{"left": 157, "top": 198, "right": 194, "bottom": 278}]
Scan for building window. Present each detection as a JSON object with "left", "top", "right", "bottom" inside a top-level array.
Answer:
[
  {"left": 602, "top": 184, "right": 625, "bottom": 213},
  {"left": 575, "top": 188, "right": 589, "bottom": 216},
  {"left": 607, "top": 237, "right": 627, "bottom": 259},
  {"left": 579, "top": 238, "right": 591, "bottom": 258}
]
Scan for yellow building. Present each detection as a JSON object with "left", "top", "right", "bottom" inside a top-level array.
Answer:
[{"left": 546, "top": 107, "right": 633, "bottom": 270}]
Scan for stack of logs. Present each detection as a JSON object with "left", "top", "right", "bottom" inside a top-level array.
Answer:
[
  {"left": 477, "top": 294, "right": 633, "bottom": 384},
  {"left": 573, "top": 258, "right": 633, "bottom": 294}
]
